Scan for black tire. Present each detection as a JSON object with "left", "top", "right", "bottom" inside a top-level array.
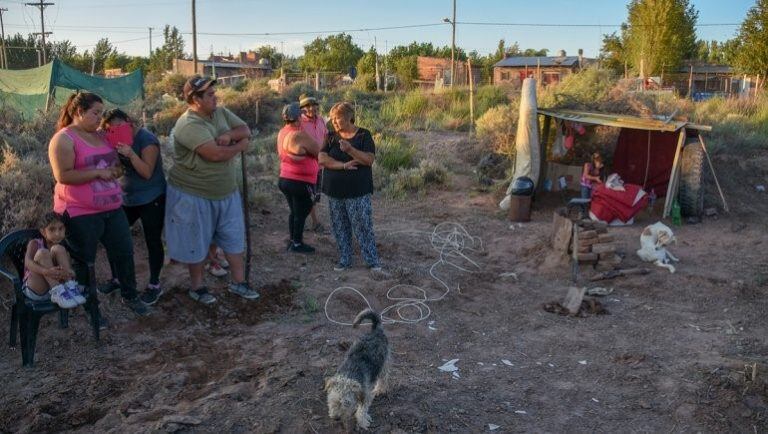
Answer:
[{"left": 678, "top": 139, "right": 704, "bottom": 218}]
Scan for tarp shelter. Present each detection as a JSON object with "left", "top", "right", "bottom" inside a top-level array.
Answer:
[
  {"left": 537, "top": 109, "right": 726, "bottom": 218},
  {"left": 0, "top": 59, "right": 144, "bottom": 119}
]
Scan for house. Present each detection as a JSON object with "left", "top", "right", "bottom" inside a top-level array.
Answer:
[
  {"left": 172, "top": 50, "right": 272, "bottom": 79},
  {"left": 414, "top": 56, "right": 482, "bottom": 89},
  {"left": 493, "top": 51, "right": 587, "bottom": 86},
  {"left": 667, "top": 63, "right": 741, "bottom": 100}
]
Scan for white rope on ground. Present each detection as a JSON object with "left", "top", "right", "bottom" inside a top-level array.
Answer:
[{"left": 324, "top": 222, "right": 483, "bottom": 326}]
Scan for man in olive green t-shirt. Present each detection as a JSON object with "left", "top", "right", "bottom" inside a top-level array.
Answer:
[{"left": 165, "top": 75, "right": 260, "bottom": 304}]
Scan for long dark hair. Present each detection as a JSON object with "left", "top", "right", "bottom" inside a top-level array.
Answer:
[
  {"left": 100, "top": 108, "right": 132, "bottom": 130},
  {"left": 56, "top": 91, "right": 103, "bottom": 131}
]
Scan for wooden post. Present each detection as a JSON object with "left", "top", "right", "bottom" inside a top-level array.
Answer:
[
  {"left": 537, "top": 58, "right": 541, "bottom": 84},
  {"left": 538, "top": 115, "right": 552, "bottom": 192},
  {"left": 468, "top": 58, "right": 475, "bottom": 138},
  {"left": 663, "top": 128, "right": 686, "bottom": 218},
  {"left": 687, "top": 65, "right": 694, "bottom": 99},
  {"left": 699, "top": 134, "right": 729, "bottom": 213}
]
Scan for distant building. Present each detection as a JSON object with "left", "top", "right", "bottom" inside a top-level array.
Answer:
[
  {"left": 172, "top": 50, "right": 272, "bottom": 79},
  {"left": 103, "top": 68, "right": 127, "bottom": 78},
  {"left": 668, "top": 63, "right": 741, "bottom": 100},
  {"left": 415, "top": 56, "right": 482, "bottom": 89},
  {"left": 493, "top": 51, "right": 589, "bottom": 86}
]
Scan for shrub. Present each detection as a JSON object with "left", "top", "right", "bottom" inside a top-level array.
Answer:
[
  {"left": 475, "top": 84, "right": 511, "bottom": 116},
  {"left": 151, "top": 102, "right": 187, "bottom": 136},
  {"left": 353, "top": 73, "right": 377, "bottom": 92},
  {"left": 0, "top": 146, "right": 54, "bottom": 233},
  {"left": 145, "top": 73, "right": 187, "bottom": 101},
  {"left": 538, "top": 66, "right": 616, "bottom": 110},
  {"left": 376, "top": 134, "right": 415, "bottom": 172},
  {"left": 383, "top": 158, "right": 448, "bottom": 199},
  {"left": 475, "top": 105, "right": 517, "bottom": 158}
]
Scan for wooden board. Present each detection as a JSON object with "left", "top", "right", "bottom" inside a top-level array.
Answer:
[{"left": 552, "top": 210, "right": 573, "bottom": 253}]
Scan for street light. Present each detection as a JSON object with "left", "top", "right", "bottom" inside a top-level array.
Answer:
[{"left": 443, "top": 16, "right": 455, "bottom": 87}]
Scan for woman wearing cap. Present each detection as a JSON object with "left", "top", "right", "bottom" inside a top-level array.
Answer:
[
  {"left": 319, "top": 102, "right": 382, "bottom": 271},
  {"left": 299, "top": 94, "right": 328, "bottom": 232},
  {"left": 277, "top": 103, "right": 322, "bottom": 253}
]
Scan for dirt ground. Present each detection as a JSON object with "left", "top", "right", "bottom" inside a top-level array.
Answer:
[{"left": 1, "top": 131, "right": 767, "bottom": 433}]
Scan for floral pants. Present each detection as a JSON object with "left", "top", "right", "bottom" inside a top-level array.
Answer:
[{"left": 328, "top": 194, "right": 380, "bottom": 268}]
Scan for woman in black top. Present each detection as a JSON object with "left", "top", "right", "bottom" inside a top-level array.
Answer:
[{"left": 319, "top": 102, "right": 381, "bottom": 271}]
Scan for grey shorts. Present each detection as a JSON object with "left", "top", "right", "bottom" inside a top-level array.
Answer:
[{"left": 165, "top": 184, "right": 245, "bottom": 264}]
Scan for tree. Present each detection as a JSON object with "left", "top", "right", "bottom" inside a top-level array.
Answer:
[
  {"left": 622, "top": 0, "right": 698, "bottom": 76},
  {"left": 356, "top": 47, "right": 377, "bottom": 76},
  {"left": 300, "top": 33, "right": 363, "bottom": 72},
  {"left": 733, "top": 0, "right": 768, "bottom": 78},
  {"left": 149, "top": 25, "right": 185, "bottom": 74},
  {"left": 255, "top": 45, "right": 283, "bottom": 69},
  {"left": 599, "top": 32, "right": 626, "bottom": 73},
  {"left": 91, "top": 38, "right": 116, "bottom": 74},
  {"left": 393, "top": 56, "right": 418, "bottom": 89}
]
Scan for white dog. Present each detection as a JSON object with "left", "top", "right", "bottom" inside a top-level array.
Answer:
[{"left": 636, "top": 222, "right": 679, "bottom": 273}]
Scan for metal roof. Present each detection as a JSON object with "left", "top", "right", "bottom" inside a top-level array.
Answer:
[
  {"left": 202, "top": 61, "right": 270, "bottom": 69},
  {"left": 494, "top": 56, "right": 580, "bottom": 68},
  {"left": 537, "top": 108, "right": 711, "bottom": 132}
]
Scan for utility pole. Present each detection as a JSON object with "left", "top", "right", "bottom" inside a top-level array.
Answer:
[
  {"left": 148, "top": 27, "right": 154, "bottom": 58},
  {"left": 374, "top": 36, "right": 380, "bottom": 91},
  {"left": 450, "top": 0, "right": 456, "bottom": 87},
  {"left": 26, "top": 0, "right": 53, "bottom": 65},
  {"left": 0, "top": 7, "right": 8, "bottom": 69},
  {"left": 191, "top": 0, "right": 198, "bottom": 74}
]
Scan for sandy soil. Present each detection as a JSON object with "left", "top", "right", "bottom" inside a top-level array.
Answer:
[{"left": 1, "top": 131, "right": 767, "bottom": 433}]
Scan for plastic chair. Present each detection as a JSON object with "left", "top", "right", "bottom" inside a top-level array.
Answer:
[{"left": 0, "top": 229, "right": 100, "bottom": 367}]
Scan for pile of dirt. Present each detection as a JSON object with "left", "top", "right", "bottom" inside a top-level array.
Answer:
[{"left": 696, "top": 364, "right": 768, "bottom": 431}]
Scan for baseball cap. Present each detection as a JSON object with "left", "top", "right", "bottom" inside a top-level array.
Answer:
[
  {"left": 282, "top": 103, "right": 302, "bottom": 121},
  {"left": 183, "top": 75, "right": 217, "bottom": 102}
]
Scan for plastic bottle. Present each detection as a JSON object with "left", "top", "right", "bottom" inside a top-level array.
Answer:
[{"left": 671, "top": 199, "right": 682, "bottom": 226}]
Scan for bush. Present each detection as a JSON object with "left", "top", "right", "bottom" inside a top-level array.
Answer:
[
  {"left": 376, "top": 134, "right": 415, "bottom": 173},
  {"left": 0, "top": 146, "right": 54, "bottom": 234},
  {"left": 475, "top": 105, "right": 517, "bottom": 158},
  {"left": 353, "top": 73, "right": 377, "bottom": 92},
  {"left": 538, "top": 67, "right": 617, "bottom": 110},
  {"left": 475, "top": 84, "right": 511, "bottom": 116},
  {"left": 152, "top": 103, "right": 187, "bottom": 136},
  {"left": 145, "top": 73, "right": 187, "bottom": 101},
  {"left": 384, "top": 158, "right": 448, "bottom": 199}
]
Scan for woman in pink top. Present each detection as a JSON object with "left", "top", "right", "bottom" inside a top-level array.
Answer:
[
  {"left": 277, "top": 103, "right": 321, "bottom": 253},
  {"left": 48, "top": 91, "right": 148, "bottom": 317},
  {"left": 299, "top": 94, "right": 328, "bottom": 232}
]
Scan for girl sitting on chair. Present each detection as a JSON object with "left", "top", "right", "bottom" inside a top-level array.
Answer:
[{"left": 23, "top": 212, "right": 85, "bottom": 309}]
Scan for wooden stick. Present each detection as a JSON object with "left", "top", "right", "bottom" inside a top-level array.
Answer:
[
  {"left": 663, "top": 128, "right": 686, "bottom": 217},
  {"left": 698, "top": 134, "right": 729, "bottom": 213},
  {"left": 590, "top": 268, "right": 651, "bottom": 282}
]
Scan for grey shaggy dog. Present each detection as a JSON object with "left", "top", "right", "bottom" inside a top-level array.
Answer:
[{"left": 325, "top": 309, "right": 390, "bottom": 430}]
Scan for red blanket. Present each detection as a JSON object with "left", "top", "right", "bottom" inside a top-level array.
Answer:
[{"left": 590, "top": 184, "right": 648, "bottom": 223}]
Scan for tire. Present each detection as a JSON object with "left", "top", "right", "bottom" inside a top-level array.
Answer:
[{"left": 678, "top": 139, "right": 704, "bottom": 218}]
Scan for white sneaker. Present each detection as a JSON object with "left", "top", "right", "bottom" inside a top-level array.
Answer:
[
  {"left": 214, "top": 248, "right": 229, "bottom": 268},
  {"left": 50, "top": 284, "right": 79, "bottom": 309},
  {"left": 206, "top": 261, "right": 228, "bottom": 277},
  {"left": 65, "top": 280, "right": 86, "bottom": 305}
]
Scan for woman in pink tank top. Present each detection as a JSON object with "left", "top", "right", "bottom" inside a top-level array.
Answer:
[
  {"left": 48, "top": 92, "right": 148, "bottom": 316},
  {"left": 277, "top": 103, "right": 321, "bottom": 253}
]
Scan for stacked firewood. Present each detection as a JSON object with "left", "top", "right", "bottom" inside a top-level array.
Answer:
[{"left": 573, "top": 220, "right": 622, "bottom": 271}]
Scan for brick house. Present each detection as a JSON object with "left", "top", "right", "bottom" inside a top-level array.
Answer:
[
  {"left": 415, "top": 56, "right": 482, "bottom": 88},
  {"left": 493, "top": 54, "right": 587, "bottom": 86},
  {"left": 172, "top": 51, "right": 272, "bottom": 79}
]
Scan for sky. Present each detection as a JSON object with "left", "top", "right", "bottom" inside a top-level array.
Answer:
[{"left": 0, "top": 0, "right": 755, "bottom": 59}]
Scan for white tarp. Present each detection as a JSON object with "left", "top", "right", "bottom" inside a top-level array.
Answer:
[{"left": 500, "top": 77, "right": 539, "bottom": 210}]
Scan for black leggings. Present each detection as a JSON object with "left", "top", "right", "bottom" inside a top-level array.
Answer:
[
  {"left": 109, "top": 194, "right": 166, "bottom": 285},
  {"left": 64, "top": 208, "right": 137, "bottom": 299},
  {"left": 278, "top": 178, "right": 313, "bottom": 244}
]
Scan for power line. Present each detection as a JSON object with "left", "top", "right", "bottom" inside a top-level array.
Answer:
[{"left": 456, "top": 21, "right": 740, "bottom": 28}]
